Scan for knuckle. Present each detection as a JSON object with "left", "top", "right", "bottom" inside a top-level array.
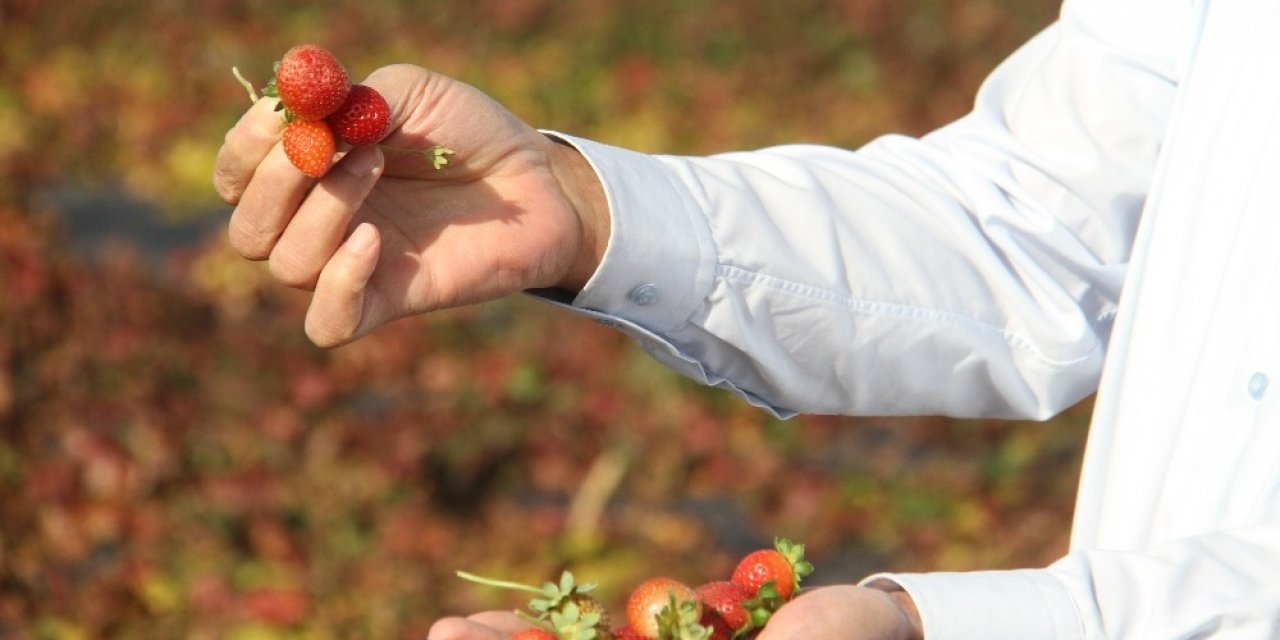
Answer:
[
  {"left": 226, "top": 220, "right": 275, "bottom": 261},
  {"left": 305, "top": 317, "right": 349, "bottom": 349},
  {"left": 212, "top": 167, "right": 244, "bottom": 205},
  {"left": 268, "top": 247, "right": 319, "bottom": 290}
]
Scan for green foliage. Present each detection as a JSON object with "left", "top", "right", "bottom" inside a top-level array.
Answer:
[{"left": 0, "top": 1, "right": 1080, "bottom": 637}]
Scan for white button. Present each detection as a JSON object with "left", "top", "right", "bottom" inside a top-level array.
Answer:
[
  {"left": 628, "top": 283, "right": 660, "bottom": 306},
  {"left": 1248, "top": 372, "right": 1269, "bottom": 400}
]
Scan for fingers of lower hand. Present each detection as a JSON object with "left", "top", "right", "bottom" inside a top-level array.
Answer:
[
  {"left": 425, "top": 612, "right": 531, "bottom": 640},
  {"left": 425, "top": 616, "right": 513, "bottom": 640}
]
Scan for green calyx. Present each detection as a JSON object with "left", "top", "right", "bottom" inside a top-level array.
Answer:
[
  {"left": 457, "top": 569, "right": 607, "bottom": 636},
  {"left": 740, "top": 581, "right": 783, "bottom": 631},
  {"left": 774, "top": 537, "right": 814, "bottom": 586},
  {"left": 655, "top": 595, "right": 712, "bottom": 640},
  {"left": 547, "top": 601, "right": 602, "bottom": 640}
]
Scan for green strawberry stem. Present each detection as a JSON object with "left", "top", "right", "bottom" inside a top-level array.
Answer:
[
  {"left": 455, "top": 570, "right": 547, "bottom": 595},
  {"left": 515, "top": 610, "right": 550, "bottom": 627},
  {"left": 380, "top": 143, "right": 455, "bottom": 170},
  {"left": 655, "top": 595, "right": 712, "bottom": 640},
  {"left": 232, "top": 66, "right": 260, "bottom": 104}
]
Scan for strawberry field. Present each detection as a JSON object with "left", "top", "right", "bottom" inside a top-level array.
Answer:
[{"left": 0, "top": 1, "right": 1084, "bottom": 638}]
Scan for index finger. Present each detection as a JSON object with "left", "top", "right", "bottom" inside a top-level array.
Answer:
[
  {"left": 427, "top": 611, "right": 532, "bottom": 640},
  {"left": 212, "top": 97, "right": 287, "bottom": 204}
]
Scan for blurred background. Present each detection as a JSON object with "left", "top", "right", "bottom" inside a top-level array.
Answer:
[{"left": 0, "top": 1, "right": 1088, "bottom": 638}]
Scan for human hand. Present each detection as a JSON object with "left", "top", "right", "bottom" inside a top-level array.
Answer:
[
  {"left": 754, "top": 585, "right": 923, "bottom": 640},
  {"left": 423, "top": 585, "right": 923, "bottom": 640},
  {"left": 213, "top": 63, "right": 608, "bottom": 347}
]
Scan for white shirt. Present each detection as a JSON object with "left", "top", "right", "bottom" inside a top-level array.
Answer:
[{"left": 545, "top": 0, "right": 1280, "bottom": 637}]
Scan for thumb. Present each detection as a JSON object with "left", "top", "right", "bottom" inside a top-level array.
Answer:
[{"left": 305, "top": 222, "right": 383, "bottom": 347}]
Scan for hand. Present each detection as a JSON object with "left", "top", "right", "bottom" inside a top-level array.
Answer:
[
  {"left": 755, "top": 585, "right": 923, "bottom": 640},
  {"left": 427, "top": 611, "right": 531, "bottom": 640},
  {"left": 423, "top": 585, "right": 923, "bottom": 640},
  {"left": 213, "top": 64, "right": 609, "bottom": 347}
]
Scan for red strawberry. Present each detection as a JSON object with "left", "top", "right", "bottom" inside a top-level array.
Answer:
[
  {"left": 511, "top": 629, "right": 558, "bottom": 640},
  {"left": 730, "top": 538, "right": 814, "bottom": 602},
  {"left": 272, "top": 44, "right": 350, "bottom": 121},
  {"left": 282, "top": 119, "right": 336, "bottom": 178},
  {"left": 695, "top": 581, "right": 752, "bottom": 637},
  {"left": 699, "top": 614, "right": 734, "bottom": 640},
  {"left": 625, "top": 577, "right": 700, "bottom": 639},
  {"left": 612, "top": 625, "right": 647, "bottom": 640},
  {"left": 326, "top": 84, "right": 391, "bottom": 146}
]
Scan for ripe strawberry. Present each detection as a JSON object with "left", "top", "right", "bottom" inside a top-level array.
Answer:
[
  {"left": 730, "top": 538, "right": 813, "bottom": 602},
  {"left": 282, "top": 119, "right": 336, "bottom": 178},
  {"left": 326, "top": 84, "right": 391, "bottom": 146},
  {"left": 625, "top": 577, "right": 703, "bottom": 639},
  {"left": 511, "top": 629, "right": 558, "bottom": 640},
  {"left": 694, "top": 581, "right": 752, "bottom": 637},
  {"left": 271, "top": 44, "right": 350, "bottom": 121},
  {"left": 612, "top": 625, "right": 646, "bottom": 640},
  {"left": 698, "top": 614, "right": 734, "bottom": 640}
]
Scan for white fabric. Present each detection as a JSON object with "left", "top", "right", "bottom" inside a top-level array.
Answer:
[{"left": 541, "top": 0, "right": 1280, "bottom": 636}]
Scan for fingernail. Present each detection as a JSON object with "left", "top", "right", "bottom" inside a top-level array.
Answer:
[
  {"left": 249, "top": 98, "right": 286, "bottom": 138},
  {"left": 342, "top": 147, "right": 382, "bottom": 178},
  {"left": 345, "top": 223, "right": 377, "bottom": 255}
]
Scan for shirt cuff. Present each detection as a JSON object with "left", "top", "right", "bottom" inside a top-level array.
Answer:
[
  {"left": 860, "top": 570, "right": 1083, "bottom": 639},
  {"left": 539, "top": 131, "right": 716, "bottom": 334}
]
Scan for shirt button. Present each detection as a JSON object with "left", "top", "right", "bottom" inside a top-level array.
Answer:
[
  {"left": 628, "top": 283, "right": 660, "bottom": 306},
  {"left": 1248, "top": 372, "right": 1269, "bottom": 400}
]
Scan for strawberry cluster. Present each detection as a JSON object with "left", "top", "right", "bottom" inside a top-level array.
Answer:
[
  {"left": 460, "top": 538, "right": 814, "bottom": 640},
  {"left": 234, "top": 44, "right": 452, "bottom": 178},
  {"left": 258, "top": 44, "right": 390, "bottom": 178}
]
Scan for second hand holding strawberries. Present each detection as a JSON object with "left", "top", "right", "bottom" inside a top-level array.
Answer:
[{"left": 457, "top": 538, "right": 814, "bottom": 640}]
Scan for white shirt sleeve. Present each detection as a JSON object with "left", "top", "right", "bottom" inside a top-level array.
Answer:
[
  {"left": 544, "top": 0, "right": 1188, "bottom": 420},
  {"left": 862, "top": 522, "right": 1280, "bottom": 639}
]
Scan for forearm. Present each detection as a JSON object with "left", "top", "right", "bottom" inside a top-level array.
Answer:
[{"left": 540, "top": 0, "right": 1182, "bottom": 419}]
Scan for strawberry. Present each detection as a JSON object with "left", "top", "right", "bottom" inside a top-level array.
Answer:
[
  {"left": 613, "top": 625, "right": 647, "bottom": 640},
  {"left": 235, "top": 45, "right": 456, "bottom": 172},
  {"left": 269, "top": 44, "right": 350, "bottom": 121},
  {"left": 730, "top": 538, "right": 813, "bottom": 603},
  {"left": 326, "top": 84, "right": 391, "bottom": 146},
  {"left": 512, "top": 629, "right": 559, "bottom": 640},
  {"left": 281, "top": 119, "right": 336, "bottom": 178},
  {"left": 625, "top": 577, "right": 705, "bottom": 640},
  {"left": 698, "top": 614, "right": 734, "bottom": 640},
  {"left": 694, "top": 581, "right": 752, "bottom": 638}
]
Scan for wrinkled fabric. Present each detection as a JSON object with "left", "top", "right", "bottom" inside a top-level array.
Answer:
[{"left": 543, "top": 0, "right": 1280, "bottom": 636}]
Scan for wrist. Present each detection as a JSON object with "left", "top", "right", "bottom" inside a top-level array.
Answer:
[
  {"left": 884, "top": 589, "right": 925, "bottom": 640},
  {"left": 543, "top": 134, "right": 610, "bottom": 292}
]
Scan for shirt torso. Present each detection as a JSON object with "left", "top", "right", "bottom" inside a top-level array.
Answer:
[{"left": 1074, "top": 0, "right": 1280, "bottom": 550}]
